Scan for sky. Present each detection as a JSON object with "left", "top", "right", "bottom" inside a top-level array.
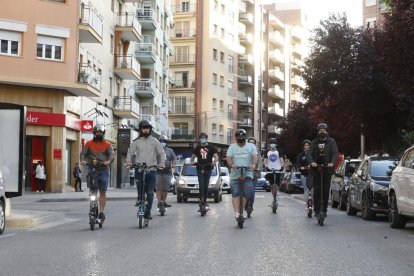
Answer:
[{"left": 262, "top": 0, "right": 363, "bottom": 28}]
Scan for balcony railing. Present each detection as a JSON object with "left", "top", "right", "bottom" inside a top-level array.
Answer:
[
  {"left": 170, "top": 4, "right": 196, "bottom": 13},
  {"left": 116, "top": 12, "right": 142, "bottom": 34},
  {"left": 135, "top": 43, "right": 156, "bottom": 62},
  {"left": 170, "top": 105, "right": 195, "bottom": 115},
  {"left": 171, "top": 133, "right": 195, "bottom": 140},
  {"left": 135, "top": 79, "right": 157, "bottom": 97},
  {"left": 114, "top": 96, "right": 139, "bottom": 115},
  {"left": 240, "top": 12, "right": 254, "bottom": 25},
  {"left": 115, "top": 55, "right": 140, "bottom": 73},
  {"left": 137, "top": 7, "right": 158, "bottom": 29},
  {"left": 78, "top": 63, "right": 102, "bottom": 91},
  {"left": 79, "top": 5, "right": 103, "bottom": 39},
  {"left": 170, "top": 79, "right": 195, "bottom": 89},
  {"left": 173, "top": 29, "right": 196, "bottom": 38},
  {"left": 239, "top": 1, "right": 246, "bottom": 13},
  {"left": 170, "top": 54, "right": 196, "bottom": 64}
]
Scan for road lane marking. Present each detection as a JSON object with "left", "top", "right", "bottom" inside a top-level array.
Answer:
[{"left": 0, "top": 233, "right": 16, "bottom": 239}]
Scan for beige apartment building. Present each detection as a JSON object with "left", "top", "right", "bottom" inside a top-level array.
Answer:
[
  {"left": 363, "top": 0, "right": 391, "bottom": 28},
  {"left": 0, "top": 0, "right": 173, "bottom": 192}
]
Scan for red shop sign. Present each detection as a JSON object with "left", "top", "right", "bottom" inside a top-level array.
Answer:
[
  {"left": 26, "top": 111, "right": 80, "bottom": 130},
  {"left": 81, "top": 120, "right": 94, "bottom": 132},
  {"left": 53, "top": 149, "right": 62, "bottom": 160}
]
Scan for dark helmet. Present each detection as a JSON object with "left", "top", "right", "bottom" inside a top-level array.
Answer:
[
  {"left": 199, "top": 132, "right": 208, "bottom": 139},
  {"left": 139, "top": 119, "right": 152, "bottom": 130},
  {"left": 93, "top": 124, "right": 105, "bottom": 140},
  {"left": 247, "top": 137, "right": 256, "bottom": 143},
  {"left": 317, "top": 123, "right": 328, "bottom": 131},
  {"left": 159, "top": 135, "right": 168, "bottom": 143},
  {"left": 302, "top": 139, "right": 311, "bottom": 146},
  {"left": 235, "top": 129, "right": 247, "bottom": 138},
  {"left": 269, "top": 138, "right": 277, "bottom": 144}
]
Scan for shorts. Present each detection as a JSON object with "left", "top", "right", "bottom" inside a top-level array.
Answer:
[
  {"left": 87, "top": 170, "right": 109, "bottom": 193},
  {"left": 230, "top": 177, "right": 252, "bottom": 198},
  {"left": 155, "top": 173, "right": 172, "bottom": 192}
]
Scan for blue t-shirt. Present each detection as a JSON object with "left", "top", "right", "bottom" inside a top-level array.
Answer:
[{"left": 227, "top": 143, "right": 257, "bottom": 179}]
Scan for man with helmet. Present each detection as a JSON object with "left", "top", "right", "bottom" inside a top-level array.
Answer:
[
  {"left": 264, "top": 138, "right": 285, "bottom": 206},
  {"left": 226, "top": 129, "right": 258, "bottom": 219},
  {"left": 80, "top": 123, "right": 114, "bottom": 223},
  {"left": 190, "top": 132, "right": 218, "bottom": 210},
  {"left": 297, "top": 139, "right": 312, "bottom": 210},
  {"left": 247, "top": 137, "right": 263, "bottom": 213},
  {"left": 307, "top": 123, "right": 338, "bottom": 219},
  {"left": 155, "top": 135, "right": 176, "bottom": 209},
  {"left": 126, "top": 119, "right": 166, "bottom": 220}
]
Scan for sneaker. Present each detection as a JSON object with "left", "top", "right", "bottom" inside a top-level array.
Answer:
[
  {"left": 157, "top": 202, "right": 162, "bottom": 209},
  {"left": 235, "top": 212, "right": 240, "bottom": 220},
  {"left": 144, "top": 213, "right": 152, "bottom": 220},
  {"left": 163, "top": 202, "right": 172, "bottom": 208},
  {"left": 98, "top": 212, "right": 105, "bottom": 223},
  {"left": 134, "top": 201, "right": 139, "bottom": 206}
]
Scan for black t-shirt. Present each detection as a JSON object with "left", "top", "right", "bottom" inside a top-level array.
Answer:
[{"left": 193, "top": 144, "right": 218, "bottom": 170}]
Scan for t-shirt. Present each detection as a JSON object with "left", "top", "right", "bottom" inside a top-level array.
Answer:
[
  {"left": 164, "top": 147, "right": 176, "bottom": 169},
  {"left": 192, "top": 144, "right": 218, "bottom": 170},
  {"left": 227, "top": 143, "right": 257, "bottom": 179},
  {"left": 265, "top": 149, "right": 283, "bottom": 171}
]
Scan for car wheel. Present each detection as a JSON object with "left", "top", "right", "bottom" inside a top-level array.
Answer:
[
  {"left": 389, "top": 192, "right": 407, "bottom": 229},
  {"left": 361, "top": 193, "right": 375, "bottom": 220},
  {"left": 183, "top": 198, "right": 188, "bottom": 203},
  {"left": 331, "top": 191, "right": 339, "bottom": 208},
  {"left": 346, "top": 193, "right": 358, "bottom": 216},
  {"left": 214, "top": 193, "right": 220, "bottom": 203},
  {"left": 338, "top": 192, "right": 346, "bottom": 211},
  {"left": 0, "top": 200, "right": 5, "bottom": 235},
  {"left": 177, "top": 194, "right": 183, "bottom": 203},
  {"left": 219, "top": 193, "right": 223, "bottom": 202},
  {"left": 227, "top": 189, "right": 232, "bottom": 194}
]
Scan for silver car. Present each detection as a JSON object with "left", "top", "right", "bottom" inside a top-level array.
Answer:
[
  {"left": 0, "top": 169, "right": 6, "bottom": 234},
  {"left": 220, "top": 167, "right": 231, "bottom": 194}
]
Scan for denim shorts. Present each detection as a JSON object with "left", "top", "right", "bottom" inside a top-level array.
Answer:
[
  {"left": 88, "top": 170, "right": 109, "bottom": 193},
  {"left": 230, "top": 177, "right": 252, "bottom": 198}
]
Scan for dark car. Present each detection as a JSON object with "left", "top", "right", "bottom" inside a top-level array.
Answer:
[
  {"left": 283, "top": 172, "right": 303, "bottom": 193},
  {"left": 256, "top": 172, "right": 270, "bottom": 192},
  {"left": 347, "top": 157, "right": 398, "bottom": 220},
  {"left": 330, "top": 159, "right": 361, "bottom": 210}
]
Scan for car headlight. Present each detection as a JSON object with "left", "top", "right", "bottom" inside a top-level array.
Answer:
[
  {"left": 370, "top": 182, "right": 388, "bottom": 192},
  {"left": 178, "top": 179, "right": 186, "bottom": 186}
]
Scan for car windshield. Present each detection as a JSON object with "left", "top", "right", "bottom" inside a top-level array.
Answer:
[
  {"left": 220, "top": 167, "right": 229, "bottom": 175},
  {"left": 345, "top": 161, "right": 360, "bottom": 175},
  {"left": 181, "top": 164, "right": 217, "bottom": 176},
  {"left": 371, "top": 160, "right": 397, "bottom": 177}
]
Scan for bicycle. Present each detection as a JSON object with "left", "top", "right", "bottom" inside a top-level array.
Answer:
[{"left": 86, "top": 160, "right": 105, "bottom": 231}]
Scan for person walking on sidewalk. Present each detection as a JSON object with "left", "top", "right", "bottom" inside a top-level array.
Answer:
[
  {"left": 126, "top": 119, "right": 166, "bottom": 220},
  {"left": 35, "top": 161, "right": 46, "bottom": 192},
  {"left": 80, "top": 124, "right": 114, "bottom": 224},
  {"left": 73, "top": 163, "right": 83, "bottom": 192},
  {"left": 156, "top": 135, "right": 176, "bottom": 209}
]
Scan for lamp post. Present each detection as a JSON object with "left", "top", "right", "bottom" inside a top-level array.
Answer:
[{"left": 360, "top": 123, "right": 365, "bottom": 159}]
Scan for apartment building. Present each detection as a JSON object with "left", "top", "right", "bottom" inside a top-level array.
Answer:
[
  {"left": 363, "top": 0, "right": 391, "bottom": 28},
  {"left": 0, "top": 0, "right": 173, "bottom": 192}
]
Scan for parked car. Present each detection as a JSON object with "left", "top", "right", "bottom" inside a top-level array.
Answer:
[
  {"left": 330, "top": 159, "right": 361, "bottom": 210},
  {"left": 255, "top": 172, "right": 270, "bottom": 192},
  {"left": 388, "top": 145, "right": 414, "bottom": 228},
  {"left": 220, "top": 167, "right": 231, "bottom": 194},
  {"left": 169, "top": 164, "right": 183, "bottom": 195},
  {"left": 0, "top": 169, "right": 6, "bottom": 234},
  {"left": 176, "top": 158, "right": 223, "bottom": 203},
  {"left": 347, "top": 157, "right": 398, "bottom": 220},
  {"left": 283, "top": 172, "right": 304, "bottom": 193}
]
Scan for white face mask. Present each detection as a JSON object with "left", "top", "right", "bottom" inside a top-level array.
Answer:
[
  {"left": 270, "top": 144, "right": 276, "bottom": 149},
  {"left": 160, "top": 142, "right": 167, "bottom": 148}
]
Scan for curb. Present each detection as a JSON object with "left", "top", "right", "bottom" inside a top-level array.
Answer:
[
  {"left": 6, "top": 210, "right": 65, "bottom": 228},
  {"left": 37, "top": 196, "right": 137, "bottom": 203}
]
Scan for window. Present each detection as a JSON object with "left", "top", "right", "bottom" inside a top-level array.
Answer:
[
  {"left": 174, "top": 122, "right": 189, "bottom": 135},
  {"left": 365, "top": 0, "right": 376, "bottom": 6},
  {"left": 221, "top": 4, "right": 225, "bottom": 14},
  {"left": 366, "top": 18, "right": 376, "bottom": 28},
  {"left": 109, "top": 76, "right": 113, "bottom": 96},
  {"left": 213, "top": 48, "right": 217, "bottom": 60},
  {"left": 220, "top": 76, "right": 224, "bottom": 87},
  {"left": 220, "top": 52, "right": 224, "bottom": 62},
  {"left": 175, "top": 45, "right": 189, "bottom": 62},
  {"left": 219, "top": 100, "right": 224, "bottom": 110},
  {"left": 213, "top": 24, "right": 218, "bottom": 35},
  {"left": 227, "top": 80, "right": 233, "bottom": 95},
  {"left": 227, "top": 104, "right": 233, "bottom": 119},
  {"left": 213, "top": 73, "right": 218, "bottom": 84},
  {"left": 227, "top": 129, "right": 233, "bottom": 144},
  {"left": 212, "top": 123, "right": 217, "bottom": 134},
  {"left": 219, "top": 125, "right": 224, "bottom": 135},
  {"left": 221, "top": 28, "right": 225, "bottom": 38},
  {"left": 228, "top": 33, "right": 234, "bottom": 42},
  {"left": 0, "top": 30, "right": 21, "bottom": 56},
  {"left": 37, "top": 35, "right": 64, "bottom": 61},
  {"left": 174, "top": 97, "right": 187, "bottom": 114},
  {"left": 228, "top": 55, "right": 233, "bottom": 73},
  {"left": 212, "top": 98, "right": 217, "bottom": 109},
  {"left": 214, "top": 0, "right": 218, "bottom": 10},
  {"left": 181, "top": 1, "right": 189, "bottom": 12},
  {"left": 173, "top": 71, "right": 189, "bottom": 88},
  {"left": 402, "top": 148, "right": 414, "bottom": 169},
  {"left": 110, "top": 34, "right": 114, "bottom": 54}
]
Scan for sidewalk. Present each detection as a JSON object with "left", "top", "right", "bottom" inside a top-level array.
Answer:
[{"left": 6, "top": 187, "right": 137, "bottom": 229}]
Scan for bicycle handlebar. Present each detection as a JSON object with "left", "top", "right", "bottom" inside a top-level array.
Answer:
[{"left": 84, "top": 160, "right": 106, "bottom": 167}]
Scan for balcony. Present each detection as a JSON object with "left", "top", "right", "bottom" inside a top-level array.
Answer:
[
  {"left": 291, "top": 27, "right": 303, "bottom": 41},
  {"left": 172, "top": 29, "right": 196, "bottom": 39},
  {"left": 238, "top": 22, "right": 246, "bottom": 35},
  {"left": 238, "top": 117, "right": 253, "bottom": 128},
  {"left": 269, "top": 14, "right": 284, "bottom": 30},
  {"left": 114, "top": 55, "right": 140, "bottom": 80},
  {"left": 237, "top": 68, "right": 253, "bottom": 86},
  {"left": 170, "top": 4, "right": 196, "bottom": 14},
  {"left": 239, "top": 53, "right": 253, "bottom": 64},
  {"left": 113, "top": 96, "right": 139, "bottom": 119},
  {"left": 236, "top": 44, "right": 246, "bottom": 55},
  {"left": 239, "top": 1, "right": 246, "bottom": 13},
  {"left": 163, "top": 32, "right": 173, "bottom": 53},
  {"left": 292, "top": 58, "right": 304, "bottom": 72},
  {"left": 169, "top": 105, "right": 195, "bottom": 115},
  {"left": 291, "top": 76, "right": 306, "bottom": 88},
  {"left": 268, "top": 125, "right": 282, "bottom": 134},
  {"left": 77, "top": 63, "right": 102, "bottom": 92},
  {"left": 268, "top": 104, "right": 284, "bottom": 118},
  {"left": 134, "top": 79, "right": 156, "bottom": 98},
  {"left": 268, "top": 85, "right": 284, "bottom": 100},
  {"left": 137, "top": 8, "right": 158, "bottom": 29},
  {"left": 170, "top": 54, "right": 196, "bottom": 65},
  {"left": 169, "top": 79, "right": 195, "bottom": 89},
  {"left": 237, "top": 91, "right": 253, "bottom": 106},
  {"left": 239, "top": 32, "right": 253, "bottom": 46},
  {"left": 78, "top": 5, "right": 103, "bottom": 43},
  {"left": 115, "top": 12, "right": 142, "bottom": 42},
  {"left": 171, "top": 133, "right": 195, "bottom": 140},
  {"left": 269, "top": 49, "right": 284, "bottom": 64},
  {"left": 135, "top": 43, "right": 156, "bottom": 63},
  {"left": 269, "top": 31, "right": 284, "bottom": 46},
  {"left": 292, "top": 44, "right": 304, "bottom": 57},
  {"left": 269, "top": 68, "right": 284, "bottom": 82},
  {"left": 240, "top": 12, "right": 254, "bottom": 25}
]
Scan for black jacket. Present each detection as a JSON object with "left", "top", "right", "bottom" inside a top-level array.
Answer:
[{"left": 307, "top": 137, "right": 339, "bottom": 166}]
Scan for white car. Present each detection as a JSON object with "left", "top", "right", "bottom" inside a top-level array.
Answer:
[
  {"left": 0, "top": 169, "right": 6, "bottom": 234},
  {"left": 388, "top": 145, "right": 414, "bottom": 228},
  {"left": 220, "top": 167, "right": 231, "bottom": 194}
]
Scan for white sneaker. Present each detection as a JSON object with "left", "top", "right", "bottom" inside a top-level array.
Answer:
[{"left": 235, "top": 212, "right": 240, "bottom": 219}]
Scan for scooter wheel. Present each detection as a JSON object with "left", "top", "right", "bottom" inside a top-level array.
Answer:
[
  {"left": 99, "top": 223, "right": 103, "bottom": 228},
  {"left": 160, "top": 210, "right": 165, "bottom": 216},
  {"left": 318, "top": 215, "right": 324, "bottom": 226},
  {"left": 138, "top": 216, "right": 143, "bottom": 229},
  {"left": 237, "top": 216, "right": 244, "bottom": 228},
  {"left": 90, "top": 221, "right": 95, "bottom": 231},
  {"left": 308, "top": 209, "right": 312, "bottom": 218}
]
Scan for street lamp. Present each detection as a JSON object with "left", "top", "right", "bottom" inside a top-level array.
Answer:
[{"left": 360, "top": 123, "right": 365, "bottom": 159}]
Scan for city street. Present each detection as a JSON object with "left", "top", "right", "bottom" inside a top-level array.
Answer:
[{"left": 1, "top": 190, "right": 413, "bottom": 276}]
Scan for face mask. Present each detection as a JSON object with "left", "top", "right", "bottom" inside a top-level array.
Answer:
[
  {"left": 236, "top": 138, "right": 246, "bottom": 144},
  {"left": 270, "top": 143, "right": 276, "bottom": 149},
  {"left": 200, "top": 138, "right": 207, "bottom": 144},
  {"left": 160, "top": 142, "right": 166, "bottom": 148},
  {"left": 318, "top": 132, "right": 328, "bottom": 140}
]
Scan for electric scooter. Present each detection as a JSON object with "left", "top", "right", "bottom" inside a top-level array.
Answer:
[
  {"left": 270, "top": 169, "right": 281, "bottom": 214},
  {"left": 132, "top": 163, "right": 155, "bottom": 229},
  {"left": 198, "top": 163, "right": 209, "bottom": 217},
  {"left": 316, "top": 165, "right": 328, "bottom": 226},
  {"left": 86, "top": 160, "right": 105, "bottom": 231},
  {"left": 236, "top": 166, "right": 248, "bottom": 229}
]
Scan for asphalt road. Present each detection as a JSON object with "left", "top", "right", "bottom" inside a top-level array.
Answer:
[{"left": 1, "top": 192, "right": 414, "bottom": 276}]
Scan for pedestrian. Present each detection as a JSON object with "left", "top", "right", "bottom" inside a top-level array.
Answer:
[
  {"left": 156, "top": 135, "right": 177, "bottom": 209},
  {"left": 35, "top": 160, "right": 46, "bottom": 192},
  {"left": 73, "top": 163, "right": 83, "bottom": 192},
  {"left": 247, "top": 137, "right": 263, "bottom": 213},
  {"left": 297, "top": 139, "right": 312, "bottom": 211},
  {"left": 129, "top": 167, "right": 135, "bottom": 188}
]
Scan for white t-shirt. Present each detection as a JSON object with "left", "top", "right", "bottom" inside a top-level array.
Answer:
[{"left": 265, "top": 150, "right": 283, "bottom": 170}]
